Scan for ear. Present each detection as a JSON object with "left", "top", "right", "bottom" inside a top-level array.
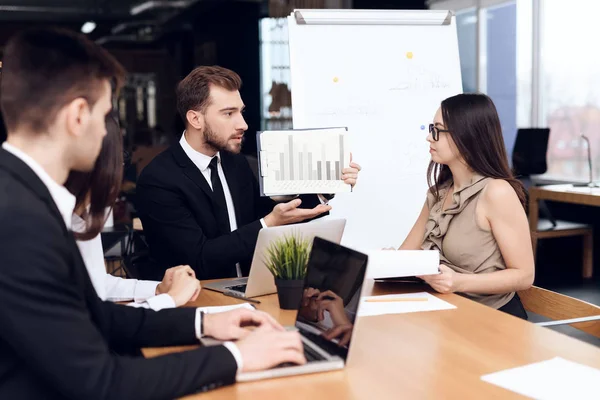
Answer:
[
  {"left": 186, "top": 110, "right": 204, "bottom": 130},
  {"left": 64, "top": 98, "right": 91, "bottom": 138}
]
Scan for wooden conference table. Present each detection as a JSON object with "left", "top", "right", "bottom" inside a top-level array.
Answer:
[{"left": 143, "top": 280, "right": 600, "bottom": 399}]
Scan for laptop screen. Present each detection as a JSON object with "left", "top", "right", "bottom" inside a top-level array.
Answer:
[{"left": 295, "top": 237, "right": 368, "bottom": 360}]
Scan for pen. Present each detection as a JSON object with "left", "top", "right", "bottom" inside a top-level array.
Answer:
[
  {"left": 223, "top": 290, "right": 261, "bottom": 304},
  {"left": 365, "top": 297, "right": 428, "bottom": 303}
]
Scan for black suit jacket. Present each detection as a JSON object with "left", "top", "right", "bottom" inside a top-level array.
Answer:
[
  {"left": 136, "top": 144, "right": 323, "bottom": 280},
  {"left": 0, "top": 149, "right": 237, "bottom": 400}
]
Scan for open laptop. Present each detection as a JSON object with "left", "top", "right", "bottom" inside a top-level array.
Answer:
[
  {"left": 203, "top": 218, "right": 346, "bottom": 298},
  {"left": 230, "top": 237, "right": 368, "bottom": 382}
]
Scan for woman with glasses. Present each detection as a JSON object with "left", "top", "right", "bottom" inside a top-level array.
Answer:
[
  {"left": 398, "top": 93, "right": 534, "bottom": 319},
  {"left": 65, "top": 113, "right": 201, "bottom": 310}
]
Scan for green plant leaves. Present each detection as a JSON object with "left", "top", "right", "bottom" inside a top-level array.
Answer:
[{"left": 263, "top": 232, "right": 312, "bottom": 280}]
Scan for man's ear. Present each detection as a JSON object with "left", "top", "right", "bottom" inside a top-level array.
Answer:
[
  {"left": 186, "top": 110, "right": 204, "bottom": 130},
  {"left": 64, "top": 98, "right": 91, "bottom": 137}
]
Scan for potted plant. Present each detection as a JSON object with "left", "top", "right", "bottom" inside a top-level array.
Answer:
[{"left": 264, "top": 233, "right": 312, "bottom": 310}]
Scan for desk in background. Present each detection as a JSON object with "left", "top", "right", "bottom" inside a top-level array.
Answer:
[
  {"left": 528, "top": 184, "right": 600, "bottom": 278},
  {"left": 144, "top": 280, "right": 600, "bottom": 399}
]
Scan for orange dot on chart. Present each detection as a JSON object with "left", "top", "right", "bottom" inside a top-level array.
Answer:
[
  {"left": 333, "top": 77, "right": 339, "bottom": 83},
  {"left": 406, "top": 52, "right": 413, "bottom": 59}
]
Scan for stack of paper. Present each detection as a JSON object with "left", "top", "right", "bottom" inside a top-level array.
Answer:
[
  {"left": 357, "top": 292, "right": 456, "bottom": 316},
  {"left": 481, "top": 357, "right": 600, "bottom": 399},
  {"left": 366, "top": 250, "right": 439, "bottom": 279}
]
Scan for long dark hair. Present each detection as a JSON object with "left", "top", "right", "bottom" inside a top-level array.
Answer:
[
  {"left": 427, "top": 93, "right": 526, "bottom": 208},
  {"left": 65, "top": 112, "right": 123, "bottom": 240}
]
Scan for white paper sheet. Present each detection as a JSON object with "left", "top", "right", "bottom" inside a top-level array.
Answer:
[
  {"left": 197, "top": 303, "right": 255, "bottom": 314},
  {"left": 366, "top": 250, "right": 439, "bottom": 279},
  {"left": 481, "top": 357, "right": 600, "bottom": 399},
  {"left": 357, "top": 292, "right": 456, "bottom": 316}
]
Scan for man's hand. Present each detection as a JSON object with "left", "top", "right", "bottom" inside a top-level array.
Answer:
[
  {"left": 263, "top": 198, "right": 331, "bottom": 227},
  {"left": 164, "top": 266, "right": 201, "bottom": 306},
  {"left": 342, "top": 153, "right": 361, "bottom": 188},
  {"left": 236, "top": 326, "right": 306, "bottom": 372},
  {"left": 298, "top": 287, "right": 321, "bottom": 322},
  {"left": 322, "top": 324, "right": 353, "bottom": 347},
  {"left": 316, "top": 290, "right": 350, "bottom": 326},
  {"left": 203, "top": 308, "right": 284, "bottom": 340}
]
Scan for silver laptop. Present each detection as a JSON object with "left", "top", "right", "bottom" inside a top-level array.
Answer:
[
  {"left": 203, "top": 218, "right": 346, "bottom": 298},
  {"left": 204, "top": 237, "right": 369, "bottom": 382}
]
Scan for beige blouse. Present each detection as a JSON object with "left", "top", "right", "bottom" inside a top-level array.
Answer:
[{"left": 421, "top": 175, "right": 514, "bottom": 309}]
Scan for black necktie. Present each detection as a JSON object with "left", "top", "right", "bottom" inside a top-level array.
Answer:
[{"left": 208, "top": 156, "right": 231, "bottom": 233}]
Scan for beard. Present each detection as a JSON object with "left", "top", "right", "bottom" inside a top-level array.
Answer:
[{"left": 203, "top": 121, "right": 244, "bottom": 154}]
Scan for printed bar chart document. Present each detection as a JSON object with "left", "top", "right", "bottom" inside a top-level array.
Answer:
[{"left": 257, "top": 127, "right": 351, "bottom": 196}]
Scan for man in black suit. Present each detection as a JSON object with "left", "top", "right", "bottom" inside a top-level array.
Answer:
[
  {"left": 136, "top": 66, "right": 361, "bottom": 280},
  {"left": 0, "top": 28, "right": 305, "bottom": 400}
]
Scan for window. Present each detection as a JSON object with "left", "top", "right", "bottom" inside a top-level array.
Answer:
[
  {"left": 485, "top": 2, "right": 517, "bottom": 157},
  {"left": 431, "top": 0, "right": 518, "bottom": 160},
  {"left": 541, "top": 1, "right": 600, "bottom": 180},
  {"left": 456, "top": 8, "right": 477, "bottom": 93},
  {"left": 259, "top": 18, "right": 293, "bottom": 131}
]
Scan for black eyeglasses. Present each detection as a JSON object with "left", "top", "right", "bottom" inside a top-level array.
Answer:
[{"left": 428, "top": 123, "right": 450, "bottom": 141}]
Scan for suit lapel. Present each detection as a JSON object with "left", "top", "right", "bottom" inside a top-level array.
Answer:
[
  {"left": 0, "top": 149, "right": 102, "bottom": 300},
  {"left": 0, "top": 149, "right": 70, "bottom": 236},
  {"left": 171, "top": 144, "right": 214, "bottom": 200},
  {"left": 171, "top": 144, "right": 234, "bottom": 233}
]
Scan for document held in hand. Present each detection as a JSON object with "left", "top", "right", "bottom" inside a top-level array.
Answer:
[
  {"left": 256, "top": 127, "right": 351, "bottom": 196},
  {"left": 366, "top": 250, "right": 440, "bottom": 279}
]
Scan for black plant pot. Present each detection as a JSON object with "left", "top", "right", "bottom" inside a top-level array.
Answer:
[{"left": 274, "top": 278, "right": 304, "bottom": 310}]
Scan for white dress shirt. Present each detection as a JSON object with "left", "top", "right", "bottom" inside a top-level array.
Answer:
[
  {"left": 2, "top": 142, "right": 244, "bottom": 372},
  {"left": 180, "top": 132, "right": 268, "bottom": 277},
  {"left": 72, "top": 213, "right": 176, "bottom": 310},
  {"left": 2, "top": 143, "right": 76, "bottom": 228}
]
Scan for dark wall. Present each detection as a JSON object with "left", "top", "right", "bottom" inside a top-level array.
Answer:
[
  {"left": 131, "top": 1, "right": 263, "bottom": 155},
  {"left": 186, "top": 2, "right": 262, "bottom": 157}
]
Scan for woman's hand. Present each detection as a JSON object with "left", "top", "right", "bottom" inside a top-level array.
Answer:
[{"left": 417, "top": 264, "right": 458, "bottom": 294}]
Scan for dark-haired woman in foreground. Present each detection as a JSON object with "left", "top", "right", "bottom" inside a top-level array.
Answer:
[
  {"left": 399, "top": 93, "right": 534, "bottom": 319},
  {"left": 66, "top": 113, "right": 200, "bottom": 309}
]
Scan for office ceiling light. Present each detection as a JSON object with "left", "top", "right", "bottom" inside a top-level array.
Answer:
[{"left": 81, "top": 21, "right": 97, "bottom": 34}]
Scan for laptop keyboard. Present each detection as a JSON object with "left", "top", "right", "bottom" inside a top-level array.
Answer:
[
  {"left": 225, "top": 284, "right": 247, "bottom": 293},
  {"left": 275, "top": 341, "right": 326, "bottom": 368}
]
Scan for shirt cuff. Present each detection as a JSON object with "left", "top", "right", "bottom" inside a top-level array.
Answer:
[
  {"left": 133, "top": 280, "right": 161, "bottom": 302},
  {"left": 260, "top": 218, "right": 267, "bottom": 228},
  {"left": 222, "top": 341, "right": 244, "bottom": 373},
  {"left": 144, "top": 294, "right": 176, "bottom": 311},
  {"left": 195, "top": 308, "right": 203, "bottom": 339}
]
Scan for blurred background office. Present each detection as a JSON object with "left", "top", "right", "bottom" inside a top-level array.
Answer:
[{"left": 0, "top": 0, "right": 597, "bottom": 343}]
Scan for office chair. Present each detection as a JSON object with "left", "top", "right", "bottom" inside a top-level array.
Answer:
[
  {"left": 512, "top": 128, "right": 554, "bottom": 224},
  {"left": 519, "top": 286, "right": 600, "bottom": 339},
  {"left": 513, "top": 128, "right": 593, "bottom": 278}
]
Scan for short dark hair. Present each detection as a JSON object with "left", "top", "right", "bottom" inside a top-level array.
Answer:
[
  {"left": 65, "top": 112, "right": 123, "bottom": 241},
  {"left": 0, "top": 27, "right": 125, "bottom": 134},
  {"left": 176, "top": 66, "right": 242, "bottom": 123}
]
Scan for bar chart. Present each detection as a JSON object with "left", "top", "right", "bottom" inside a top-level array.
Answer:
[{"left": 258, "top": 127, "right": 351, "bottom": 196}]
